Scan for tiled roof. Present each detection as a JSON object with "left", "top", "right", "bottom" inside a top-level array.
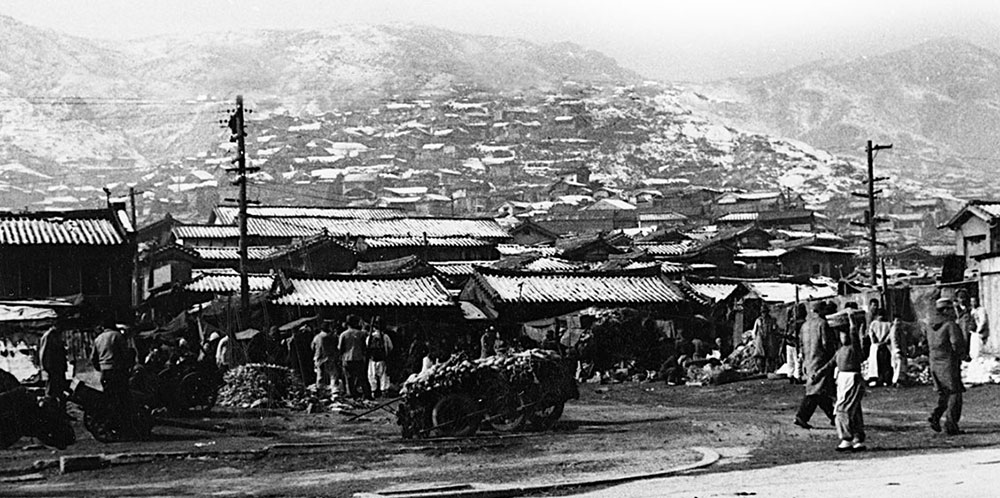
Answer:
[
  {"left": 978, "top": 203, "right": 1000, "bottom": 218},
  {"left": 497, "top": 244, "right": 561, "bottom": 257},
  {"left": 745, "top": 280, "right": 837, "bottom": 304},
  {"left": 922, "top": 245, "right": 956, "bottom": 257},
  {"left": 184, "top": 269, "right": 274, "bottom": 293},
  {"left": 637, "top": 212, "right": 688, "bottom": 222},
  {"left": 429, "top": 261, "right": 497, "bottom": 276},
  {"left": 688, "top": 283, "right": 740, "bottom": 303},
  {"left": 636, "top": 241, "right": 698, "bottom": 256},
  {"left": 272, "top": 274, "right": 454, "bottom": 307},
  {"left": 797, "top": 245, "right": 856, "bottom": 255},
  {"left": 191, "top": 246, "right": 277, "bottom": 261},
  {"left": 212, "top": 205, "right": 404, "bottom": 224},
  {"left": 471, "top": 268, "right": 686, "bottom": 305},
  {"left": 717, "top": 212, "right": 759, "bottom": 222},
  {"left": 263, "top": 232, "right": 353, "bottom": 260},
  {"left": 737, "top": 248, "right": 786, "bottom": 258},
  {"left": 361, "top": 237, "right": 492, "bottom": 249},
  {"left": 172, "top": 225, "right": 240, "bottom": 240},
  {"left": 247, "top": 217, "right": 510, "bottom": 239},
  {"left": 659, "top": 261, "right": 691, "bottom": 274},
  {"left": 0, "top": 213, "right": 124, "bottom": 245},
  {"left": 523, "top": 257, "right": 586, "bottom": 272}
]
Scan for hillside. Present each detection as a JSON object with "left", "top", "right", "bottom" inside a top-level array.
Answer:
[
  {"left": 0, "top": 16, "right": 638, "bottom": 176},
  {"left": 685, "top": 38, "right": 1000, "bottom": 199}
]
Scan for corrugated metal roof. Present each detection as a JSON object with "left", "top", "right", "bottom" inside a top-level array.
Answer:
[
  {"left": 212, "top": 205, "right": 404, "bottom": 224},
  {"left": 272, "top": 274, "right": 454, "bottom": 307},
  {"left": 247, "top": 217, "right": 509, "bottom": 239},
  {"left": 362, "top": 237, "right": 491, "bottom": 249},
  {"left": 474, "top": 269, "right": 686, "bottom": 304},
  {"left": 0, "top": 215, "right": 124, "bottom": 245},
  {"left": 184, "top": 270, "right": 273, "bottom": 293},
  {"left": 191, "top": 246, "right": 276, "bottom": 261},
  {"left": 172, "top": 225, "right": 240, "bottom": 240}
]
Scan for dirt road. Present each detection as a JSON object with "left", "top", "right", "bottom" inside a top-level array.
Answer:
[{"left": 3, "top": 379, "right": 998, "bottom": 497}]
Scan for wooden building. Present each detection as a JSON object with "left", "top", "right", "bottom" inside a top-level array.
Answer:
[{"left": 0, "top": 207, "right": 134, "bottom": 323}]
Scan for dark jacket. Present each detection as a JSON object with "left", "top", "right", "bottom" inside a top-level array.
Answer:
[
  {"left": 927, "top": 311, "right": 966, "bottom": 394},
  {"left": 39, "top": 328, "right": 66, "bottom": 374}
]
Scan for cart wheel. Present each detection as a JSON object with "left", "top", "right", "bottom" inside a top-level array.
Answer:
[
  {"left": 84, "top": 411, "right": 119, "bottom": 443},
  {"left": 177, "top": 371, "right": 218, "bottom": 414},
  {"left": 527, "top": 389, "right": 564, "bottom": 431},
  {"left": 483, "top": 379, "right": 525, "bottom": 433},
  {"left": 431, "top": 393, "right": 480, "bottom": 437}
]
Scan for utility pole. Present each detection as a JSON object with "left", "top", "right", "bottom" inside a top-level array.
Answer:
[
  {"left": 851, "top": 140, "right": 892, "bottom": 286},
  {"left": 129, "top": 186, "right": 140, "bottom": 308},
  {"left": 226, "top": 95, "right": 256, "bottom": 333}
]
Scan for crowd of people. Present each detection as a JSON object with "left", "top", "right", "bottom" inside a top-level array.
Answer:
[
  {"left": 214, "top": 315, "right": 399, "bottom": 402},
  {"left": 30, "top": 291, "right": 987, "bottom": 449},
  {"left": 783, "top": 294, "right": 976, "bottom": 452}
]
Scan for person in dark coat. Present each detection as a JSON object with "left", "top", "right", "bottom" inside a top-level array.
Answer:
[
  {"left": 794, "top": 301, "right": 837, "bottom": 429},
  {"left": 287, "top": 324, "right": 316, "bottom": 386},
  {"left": 927, "top": 297, "right": 967, "bottom": 435},
  {"left": 338, "top": 315, "right": 371, "bottom": 400},
  {"left": 39, "top": 326, "right": 67, "bottom": 401}
]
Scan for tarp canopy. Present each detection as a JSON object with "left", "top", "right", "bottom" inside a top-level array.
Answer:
[
  {"left": 278, "top": 316, "right": 319, "bottom": 332},
  {"left": 0, "top": 304, "right": 57, "bottom": 322}
]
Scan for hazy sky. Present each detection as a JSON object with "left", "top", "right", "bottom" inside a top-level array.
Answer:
[{"left": 2, "top": 0, "right": 999, "bottom": 81}]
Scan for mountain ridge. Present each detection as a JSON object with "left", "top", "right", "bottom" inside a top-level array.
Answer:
[{"left": 686, "top": 36, "right": 1000, "bottom": 193}]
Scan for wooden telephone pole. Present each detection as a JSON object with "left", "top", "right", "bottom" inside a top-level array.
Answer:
[
  {"left": 851, "top": 140, "right": 892, "bottom": 286},
  {"left": 226, "top": 95, "right": 256, "bottom": 332}
]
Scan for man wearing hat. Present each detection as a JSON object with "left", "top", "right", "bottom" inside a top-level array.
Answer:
[
  {"left": 794, "top": 301, "right": 838, "bottom": 429},
  {"left": 927, "top": 297, "right": 967, "bottom": 435}
]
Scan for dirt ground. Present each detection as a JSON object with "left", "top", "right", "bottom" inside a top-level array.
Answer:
[{"left": 3, "top": 378, "right": 1000, "bottom": 497}]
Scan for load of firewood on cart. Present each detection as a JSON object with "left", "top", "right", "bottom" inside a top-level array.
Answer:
[{"left": 396, "top": 349, "right": 579, "bottom": 438}]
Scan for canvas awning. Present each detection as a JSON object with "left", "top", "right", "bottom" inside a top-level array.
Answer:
[{"left": 0, "top": 304, "right": 58, "bottom": 322}]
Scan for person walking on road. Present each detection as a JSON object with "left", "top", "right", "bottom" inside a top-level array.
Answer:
[
  {"left": 815, "top": 326, "right": 867, "bottom": 451},
  {"left": 794, "top": 301, "right": 837, "bottom": 429},
  {"left": 927, "top": 297, "right": 967, "bottom": 435},
  {"left": 39, "top": 326, "right": 67, "bottom": 402},
  {"left": 339, "top": 315, "right": 371, "bottom": 400}
]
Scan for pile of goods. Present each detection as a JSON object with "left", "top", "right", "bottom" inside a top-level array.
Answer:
[
  {"left": 961, "top": 356, "right": 1000, "bottom": 385},
  {"left": 217, "top": 363, "right": 308, "bottom": 409},
  {"left": 397, "top": 349, "right": 577, "bottom": 438},
  {"left": 906, "top": 356, "right": 932, "bottom": 385},
  {"left": 685, "top": 362, "right": 742, "bottom": 386}
]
